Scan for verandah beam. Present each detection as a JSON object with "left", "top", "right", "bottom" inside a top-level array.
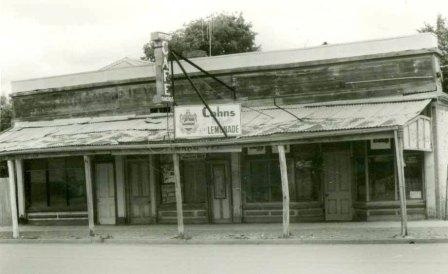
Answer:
[
  {"left": 7, "top": 160, "right": 19, "bottom": 239},
  {"left": 83, "top": 155, "right": 95, "bottom": 236},
  {"left": 172, "top": 153, "right": 185, "bottom": 237},
  {"left": 277, "top": 145, "right": 290, "bottom": 238},
  {"left": 394, "top": 130, "right": 408, "bottom": 237}
]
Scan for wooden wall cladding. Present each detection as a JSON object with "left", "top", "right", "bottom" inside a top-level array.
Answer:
[{"left": 12, "top": 55, "right": 437, "bottom": 121}]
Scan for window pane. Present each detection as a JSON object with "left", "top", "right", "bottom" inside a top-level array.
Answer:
[
  {"left": 369, "top": 155, "right": 395, "bottom": 201},
  {"left": 294, "top": 159, "right": 320, "bottom": 201},
  {"left": 404, "top": 153, "right": 423, "bottom": 200},
  {"left": 355, "top": 157, "right": 366, "bottom": 201},
  {"left": 247, "top": 161, "right": 269, "bottom": 202},
  {"left": 269, "top": 161, "right": 282, "bottom": 202},
  {"left": 27, "top": 170, "right": 47, "bottom": 210},
  {"left": 48, "top": 159, "right": 67, "bottom": 209},
  {"left": 67, "top": 167, "right": 86, "bottom": 210}
]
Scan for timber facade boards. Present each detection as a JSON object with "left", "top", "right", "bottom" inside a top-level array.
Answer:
[{"left": 11, "top": 54, "right": 438, "bottom": 121}]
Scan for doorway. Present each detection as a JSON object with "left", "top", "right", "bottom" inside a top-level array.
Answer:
[
  {"left": 95, "top": 162, "right": 116, "bottom": 225},
  {"left": 323, "top": 149, "right": 352, "bottom": 221},
  {"left": 127, "top": 159, "right": 152, "bottom": 224},
  {"left": 209, "top": 161, "right": 232, "bottom": 223}
]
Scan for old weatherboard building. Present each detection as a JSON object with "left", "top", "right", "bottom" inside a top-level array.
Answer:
[{"left": 0, "top": 32, "right": 447, "bottom": 237}]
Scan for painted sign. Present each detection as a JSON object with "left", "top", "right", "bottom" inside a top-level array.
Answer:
[
  {"left": 174, "top": 104, "right": 241, "bottom": 139},
  {"left": 160, "top": 40, "right": 173, "bottom": 103}
]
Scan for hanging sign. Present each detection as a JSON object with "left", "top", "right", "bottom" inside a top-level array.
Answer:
[
  {"left": 159, "top": 40, "right": 173, "bottom": 103},
  {"left": 151, "top": 31, "right": 173, "bottom": 103},
  {"left": 174, "top": 104, "right": 241, "bottom": 139}
]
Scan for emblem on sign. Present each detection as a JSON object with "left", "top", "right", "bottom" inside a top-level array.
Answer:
[{"left": 179, "top": 109, "right": 199, "bottom": 134}]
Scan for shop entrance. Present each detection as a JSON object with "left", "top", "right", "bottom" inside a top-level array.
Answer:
[
  {"left": 323, "top": 149, "right": 352, "bottom": 221},
  {"left": 209, "top": 161, "right": 232, "bottom": 223},
  {"left": 127, "top": 159, "right": 152, "bottom": 224},
  {"left": 95, "top": 162, "right": 116, "bottom": 225}
]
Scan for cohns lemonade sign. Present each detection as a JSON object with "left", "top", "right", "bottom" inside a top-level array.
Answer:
[{"left": 174, "top": 104, "right": 241, "bottom": 138}]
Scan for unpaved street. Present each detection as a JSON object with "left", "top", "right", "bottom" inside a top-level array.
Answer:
[{"left": 1, "top": 243, "right": 448, "bottom": 274}]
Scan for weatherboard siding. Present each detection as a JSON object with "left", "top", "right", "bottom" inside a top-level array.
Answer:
[{"left": 11, "top": 54, "right": 438, "bottom": 121}]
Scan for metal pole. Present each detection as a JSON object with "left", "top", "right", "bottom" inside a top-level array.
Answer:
[
  {"left": 170, "top": 50, "right": 237, "bottom": 100},
  {"left": 171, "top": 52, "right": 228, "bottom": 138}
]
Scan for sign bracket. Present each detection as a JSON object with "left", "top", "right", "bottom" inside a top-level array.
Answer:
[{"left": 171, "top": 51, "right": 228, "bottom": 138}]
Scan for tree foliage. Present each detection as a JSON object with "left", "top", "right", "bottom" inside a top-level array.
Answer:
[
  {"left": 418, "top": 14, "right": 448, "bottom": 91},
  {"left": 0, "top": 96, "right": 12, "bottom": 132},
  {"left": 142, "top": 12, "right": 259, "bottom": 61}
]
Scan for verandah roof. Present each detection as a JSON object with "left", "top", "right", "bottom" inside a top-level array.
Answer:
[{"left": 0, "top": 99, "right": 431, "bottom": 155}]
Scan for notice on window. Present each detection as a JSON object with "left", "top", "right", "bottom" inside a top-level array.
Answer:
[{"left": 410, "top": 191, "right": 422, "bottom": 199}]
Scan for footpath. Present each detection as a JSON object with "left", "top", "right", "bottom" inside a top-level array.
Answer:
[{"left": 1, "top": 221, "right": 448, "bottom": 244}]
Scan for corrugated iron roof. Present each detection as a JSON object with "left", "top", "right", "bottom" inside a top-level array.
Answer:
[{"left": 0, "top": 99, "right": 431, "bottom": 154}]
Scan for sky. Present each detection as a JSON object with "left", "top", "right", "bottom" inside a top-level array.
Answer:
[{"left": 1, "top": 0, "right": 447, "bottom": 96}]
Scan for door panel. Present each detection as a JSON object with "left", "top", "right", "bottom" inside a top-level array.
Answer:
[
  {"left": 95, "top": 163, "right": 116, "bottom": 225},
  {"left": 210, "top": 161, "right": 232, "bottom": 223},
  {"left": 127, "top": 160, "right": 152, "bottom": 224},
  {"left": 183, "top": 161, "right": 206, "bottom": 203},
  {"left": 324, "top": 150, "right": 352, "bottom": 221}
]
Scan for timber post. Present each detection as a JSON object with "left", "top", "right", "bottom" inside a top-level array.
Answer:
[
  {"left": 7, "top": 160, "right": 19, "bottom": 239},
  {"left": 83, "top": 155, "right": 95, "bottom": 236},
  {"left": 14, "top": 159, "right": 26, "bottom": 222},
  {"left": 172, "top": 153, "right": 185, "bottom": 237},
  {"left": 149, "top": 155, "right": 158, "bottom": 223},
  {"left": 394, "top": 130, "right": 408, "bottom": 237},
  {"left": 278, "top": 145, "right": 290, "bottom": 238}
]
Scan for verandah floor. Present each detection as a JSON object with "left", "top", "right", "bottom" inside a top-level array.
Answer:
[{"left": 1, "top": 221, "right": 448, "bottom": 242}]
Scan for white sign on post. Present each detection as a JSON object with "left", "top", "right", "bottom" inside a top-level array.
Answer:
[{"left": 174, "top": 104, "right": 241, "bottom": 139}]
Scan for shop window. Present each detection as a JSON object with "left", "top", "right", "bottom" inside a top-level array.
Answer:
[
  {"left": 404, "top": 153, "right": 423, "bottom": 200},
  {"left": 25, "top": 157, "right": 86, "bottom": 211},
  {"left": 292, "top": 154, "right": 320, "bottom": 202},
  {"left": 355, "top": 157, "right": 366, "bottom": 201},
  {"left": 245, "top": 159, "right": 282, "bottom": 203},
  {"left": 369, "top": 155, "right": 395, "bottom": 201},
  {"left": 353, "top": 142, "right": 366, "bottom": 201}
]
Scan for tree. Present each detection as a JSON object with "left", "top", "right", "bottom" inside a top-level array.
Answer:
[
  {"left": 0, "top": 95, "right": 12, "bottom": 132},
  {"left": 418, "top": 14, "right": 448, "bottom": 91},
  {"left": 142, "top": 12, "right": 260, "bottom": 61}
]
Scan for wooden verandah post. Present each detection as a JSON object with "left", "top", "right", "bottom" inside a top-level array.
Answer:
[
  {"left": 14, "top": 159, "right": 26, "bottom": 222},
  {"left": 172, "top": 153, "right": 184, "bottom": 237},
  {"left": 83, "top": 155, "right": 95, "bottom": 236},
  {"left": 277, "top": 145, "right": 290, "bottom": 238},
  {"left": 394, "top": 130, "right": 408, "bottom": 237},
  {"left": 7, "top": 160, "right": 19, "bottom": 239}
]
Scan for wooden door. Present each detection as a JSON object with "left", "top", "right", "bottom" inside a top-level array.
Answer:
[
  {"left": 95, "top": 163, "right": 116, "bottom": 225},
  {"left": 127, "top": 160, "right": 152, "bottom": 224},
  {"left": 323, "top": 150, "right": 352, "bottom": 221},
  {"left": 210, "top": 161, "right": 232, "bottom": 223}
]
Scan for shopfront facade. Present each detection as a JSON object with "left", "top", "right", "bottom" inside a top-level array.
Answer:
[{"left": 0, "top": 33, "right": 446, "bottom": 234}]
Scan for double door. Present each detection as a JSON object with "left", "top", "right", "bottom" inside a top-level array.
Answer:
[{"left": 182, "top": 160, "right": 232, "bottom": 223}]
